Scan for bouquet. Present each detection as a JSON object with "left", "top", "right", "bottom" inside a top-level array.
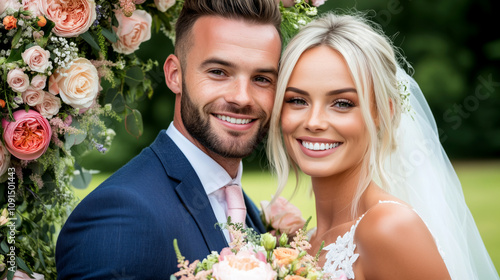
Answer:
[
  {"left": 0, "top": 0, "right": 325, "bottom": 279},
  {"left": 172, "top": 220, "right": 345, "bottom": 280}
]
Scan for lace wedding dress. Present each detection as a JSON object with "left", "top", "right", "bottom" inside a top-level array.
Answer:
[{"left": 322, "top": 201, "right": 422, "bottom": 279}]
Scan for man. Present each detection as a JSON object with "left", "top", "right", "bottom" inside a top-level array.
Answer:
[{"left": 55, "top": 0, "right": 282, "bottom": 278}]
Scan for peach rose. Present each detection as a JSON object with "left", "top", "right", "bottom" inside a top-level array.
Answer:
[
  {"left": 0, "top": 0, "right": 22, "bottom": 14},
  {"left": 273, "top": 247, "right": 299, "bottom": 266},
  {"left": 12, "top": 270, "right": 45, "bottom": 280},
  {"left": 49, "top": 58, "right": 99, "bottom": 110},
  {"left": 22, "top": 87, "right": 45, "bottom": 106},
  {"left": 35, "top": 91, "right": 61, "bottom": 118},
  {"left": 22, "top": 45, "right": 51, "bottom": 73},
  {"left": 3, "top": 15, "right": 17, "bottom": 30},
  {"left": 285, "top": 276, "right": 307, "bottom": 280},
  {"left": 7, "top": 68, "right": 30, "bottom": 93},
  {"left": 31, "top": 74, "right": 47, "bottom": 90},
  {"left": 261, "top": 197, "right": 306, "bottom": 236},
  {"left": 40, "top": 0, "right": 96, "bottom": 37},
  {"left": 154, "top": 0, "right": 175, "bottom": 12},
  {"left": 112, "top": 9, "right": 152, "bottom": 55},
  {"left": 213, "top": 251, "right": 276, "bottom": 280},
  {"left": 2, "top": 109, "right": 51, "bottom": 161},
  {"left": 23, "top": 0, "right": 43, "bottom": 17},
  {"left": 0, "top": 142, "right": 11, "bottom": 177}
]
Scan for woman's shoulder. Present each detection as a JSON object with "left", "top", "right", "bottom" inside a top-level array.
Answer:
[{"left": 354, "top": 200, "right": 449, "bottom": 279}]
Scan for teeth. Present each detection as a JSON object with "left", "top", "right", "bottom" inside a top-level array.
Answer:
[
  {"left": 301, "top": 141, "right": 340, "bottom": 151},
  {"left": 216, "top": 114, "right": 252, "bottom": 125}
]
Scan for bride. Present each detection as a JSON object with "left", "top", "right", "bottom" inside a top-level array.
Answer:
[{"left": 267, "top": 12, "right": 499, "bottom": 280}]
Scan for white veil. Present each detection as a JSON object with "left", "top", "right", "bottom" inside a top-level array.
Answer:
[{"left": 385, "top": 68, "right": 499, "bottom": 280}]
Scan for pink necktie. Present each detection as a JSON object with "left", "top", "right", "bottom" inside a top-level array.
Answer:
[{"left": 224, "top": 184, "right": 247, "bottom": 227}]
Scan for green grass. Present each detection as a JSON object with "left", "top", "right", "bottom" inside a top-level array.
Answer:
[{"left": 76, "top": 160, "right": 500, "bottom": 273}]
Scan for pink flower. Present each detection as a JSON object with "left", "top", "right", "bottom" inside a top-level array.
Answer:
[
  {"left": 2, "top": 109, "right": 52, "bottom": 161},
  {"left": 7, "top": 68, "right": 30, "bottom": 93},
  {"left": 280, "top": 0, "right": 296, "bottom": 7},
  {"left": 23, "top": 0, "right": 43, "bottom": 17},
  {"left": 39, "top": 0, "right": 96, "bottom": 37},
  {"left": 22, "top": 87, "right": 45, "bottom": 106},
  {"left": 154, "top": 0, "right": 176, "bottom": 12},
  {"left": 112, "top": 9, "right": 152, "bottom": 55},
  {"left": 12, "top": 270, "right": 45, "bottom": 280},
  {"left": 31, "top": 74, "right": 47, "bottom": 90},
  {"left": 22, "top": 45, "right": 51, "bottom": 73},
  {"left": 0, "top": 0, "right": 22, "bottom": 14},
  {"left": 49, "top": 58, "right": 99, "bottom": 110},
  {"left": 133, "top": 0, "right": 147, "bottom": 4},
  {"left": 35, "top": 91, "right": 61, "bottom": 119},
  {"left": 261, "top": 197, "right": 306, "bottom": 236},
  {"left": 0, "top": 141, "right": 11, "bottom": 177},
  {"left": 218, "top": 247, "right": 235, "bottom": 262},
  {"left": 309, "top": 0, "right": 326, "bottom": 7},
  {"left": 212, "top": 251, "right": 276, "bottom": 280}
]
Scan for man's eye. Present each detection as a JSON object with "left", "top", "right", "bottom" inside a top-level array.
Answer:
[
  {"left": 209, "top": 69, "right": 225, "bottom": 76},
  {"left": 255, "top": 76, "right": 272, "bottom": 84}
]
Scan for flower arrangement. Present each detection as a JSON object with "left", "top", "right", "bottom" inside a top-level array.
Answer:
[
  {"left": 0, "top": 0, "right": 325, "bottom": 279},
  {"left": 172, "top": 219, "right": 345, "bottom": 280}
]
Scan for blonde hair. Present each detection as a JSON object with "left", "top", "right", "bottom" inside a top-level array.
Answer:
[{"left": 267, "top": 11, "right": 405, "bottom": 217}]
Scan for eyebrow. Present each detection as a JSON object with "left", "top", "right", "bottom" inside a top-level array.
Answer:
[
  {"left": 286, "top": 87, "right": 357, "bottom": 95},
  {"left": 201, "top": 58, "right": 278, "bottom": 77}
]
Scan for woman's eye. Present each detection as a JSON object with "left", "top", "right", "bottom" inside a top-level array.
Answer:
[
  {"left": 333, "top": 99, "right": 354, "bottom": 109},
  {"left": 285, "top": 97, "right": 307, "bottom": 106}
]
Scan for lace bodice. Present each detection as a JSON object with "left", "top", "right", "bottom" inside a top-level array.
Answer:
[{"left": 322, "top": 201, "right": 403, "bottom": 279}]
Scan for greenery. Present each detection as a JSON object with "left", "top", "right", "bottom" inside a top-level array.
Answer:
[{"left": 80, "top": 161, "right": 500, "bottom": 273}]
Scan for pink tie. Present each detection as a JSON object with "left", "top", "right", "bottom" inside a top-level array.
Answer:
[{"left": 224, "top": 184, "right": 247, "bottom": 227}]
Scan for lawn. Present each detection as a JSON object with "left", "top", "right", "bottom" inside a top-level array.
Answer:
[{"left": 74, "top": 160, "right": 500, "bottom": 273}]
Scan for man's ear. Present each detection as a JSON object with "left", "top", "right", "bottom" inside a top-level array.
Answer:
[{"left": 164, "top": 54, "right": 182, "bottom": 95}]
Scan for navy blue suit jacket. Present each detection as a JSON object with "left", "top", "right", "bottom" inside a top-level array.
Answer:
[{"left": 56, "top": 130, "right": 266, "bottom": 279}]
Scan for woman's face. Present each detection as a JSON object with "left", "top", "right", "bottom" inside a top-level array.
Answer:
[{"left": 281, "top": 46, "right": 370, "bottom": 178}]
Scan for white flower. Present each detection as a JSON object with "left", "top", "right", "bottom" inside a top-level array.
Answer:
[{"left": 154, "top": 0, "right": 176, "bottom": 12}]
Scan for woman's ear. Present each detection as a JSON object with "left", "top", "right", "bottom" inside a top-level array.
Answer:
[
  {"left": 164, "top": 54, "right": 182, "bottom": 95},
  {"left": 389, "top": 99, "right": 394, "bottom": 119}
]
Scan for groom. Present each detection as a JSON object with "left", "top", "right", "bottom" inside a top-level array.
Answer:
[{"left": 55, "top": 0, "right": 282, "bottom": 278}]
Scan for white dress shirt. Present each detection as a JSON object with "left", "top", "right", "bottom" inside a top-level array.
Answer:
[{"left": 166, "top": 123, "right": 242, "bottom": 242}]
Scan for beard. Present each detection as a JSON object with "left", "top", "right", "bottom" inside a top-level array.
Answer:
[{"left": 180, "top": 80, "right": 269, "bottom": 158}]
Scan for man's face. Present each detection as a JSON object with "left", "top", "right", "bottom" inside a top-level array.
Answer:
[{"left": 180, "top": 16, "right": 281, "bottom": 158}]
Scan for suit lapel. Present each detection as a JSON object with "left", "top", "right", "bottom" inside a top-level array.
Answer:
[{"left": 150, "top": 131, "right": 228, "bottom": 251}]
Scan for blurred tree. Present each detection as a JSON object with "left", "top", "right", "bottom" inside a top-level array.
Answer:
[{"left": 81, "top": 0, "right": 500, "bottom": 173}]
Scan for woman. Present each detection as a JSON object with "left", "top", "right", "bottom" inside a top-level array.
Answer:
[{"left": 267, "top": 12, "right": 499, "bottom": 280}]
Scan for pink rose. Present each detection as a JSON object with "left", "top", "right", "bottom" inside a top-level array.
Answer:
[
  {"left": 2, "top": 109, "right": 52, "bottom": 161},
  {"left": 40, "top": 0, "right": 96, "bottom": 37},
  {"left": 0, "top": 0, "right": 22, "bottom": 14},
  {"left": 218, "top": 247, "right": 235, "bottom": 262},
  {"left": 7, "top": 68, "right": 30, "bottom": 93},
  {"left": 22, "top": 87, "right": 45, "bottom": 106},
  {"left": 22, "top": 46, "right": 51, "bottom": 73},
  {"left": 112, "top": 9, "right": 152, "bottom": 55},
  {"left": 213, "top": 251, "right": 276, "bottom": 280},
  {"left": 0, "top": 141, "right": 11, "bottom": 177},
  {"left": 35, "top": 91, "right": 61, "bottom": 119},
  {"left": 154, "top": 0, "right": 175, "bottom": 12},
  {"left": 31, "top": 74, "right": 47, "bottom": 90},
  {"left": 49, "top": 58, "right": 99, "bottom": 110},
  {"left": 23, "top": 0, "right": 43, "bottom": 17},
  {"left": 133, "top": 0, "right": 147, "bottom": 4},
  {"left": 309, "top": 0, "right": 326, "bottom": 7},
  {"left": 261, "top": 197, "right": 306, "bottom": 236},
  {"left": 12, "top": 270, "right": 45, "bottom": 280}
]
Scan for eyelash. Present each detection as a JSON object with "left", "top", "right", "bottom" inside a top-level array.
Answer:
[
  {"left": 285, "top": 97, "right": 355, "bottom": 109},
  {"left": 285, "top": 97, "right": 307, "bottom": 105},
  {"left": 333, "top": 99, "right": 354, "bottom": 108}
]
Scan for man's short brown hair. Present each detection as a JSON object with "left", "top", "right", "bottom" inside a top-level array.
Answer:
[{"left": 174, "top": 0, "right": 282, "bottom": 62}]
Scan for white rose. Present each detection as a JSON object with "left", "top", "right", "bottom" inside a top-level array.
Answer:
[
  {"left": 12, "top": 271, "right": 45, "bottom": 280},
  {"left": 0, "top": 0, "right": 22, "bottom": 14},
  {"left": 22, "top": 45, "right": 51, "bottom": 73},
  {"left": 7, "top": 68, "right": 30, "bottom": 93},
  {"left": 48, "top": 58, "right": 99, "bottom": 110},
  {"left": 22, "top": 86, "right": 45, "bottom": 106},
  {"left": 35, "top": 91, "right": 61, "bottom": 119},
  {"left": 22, "top": 0, "right": 43, "bottom": 17},
  {"left": 31, "top": 74, "right": 47, "bottom": 90},
  {"left": 154, "top": 0, "right": 175, "bottom": 12}
]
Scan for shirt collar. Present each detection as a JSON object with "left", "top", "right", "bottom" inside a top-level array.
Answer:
[{"left": 166, "top": 123, "right": 243, "bottom": 195}]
